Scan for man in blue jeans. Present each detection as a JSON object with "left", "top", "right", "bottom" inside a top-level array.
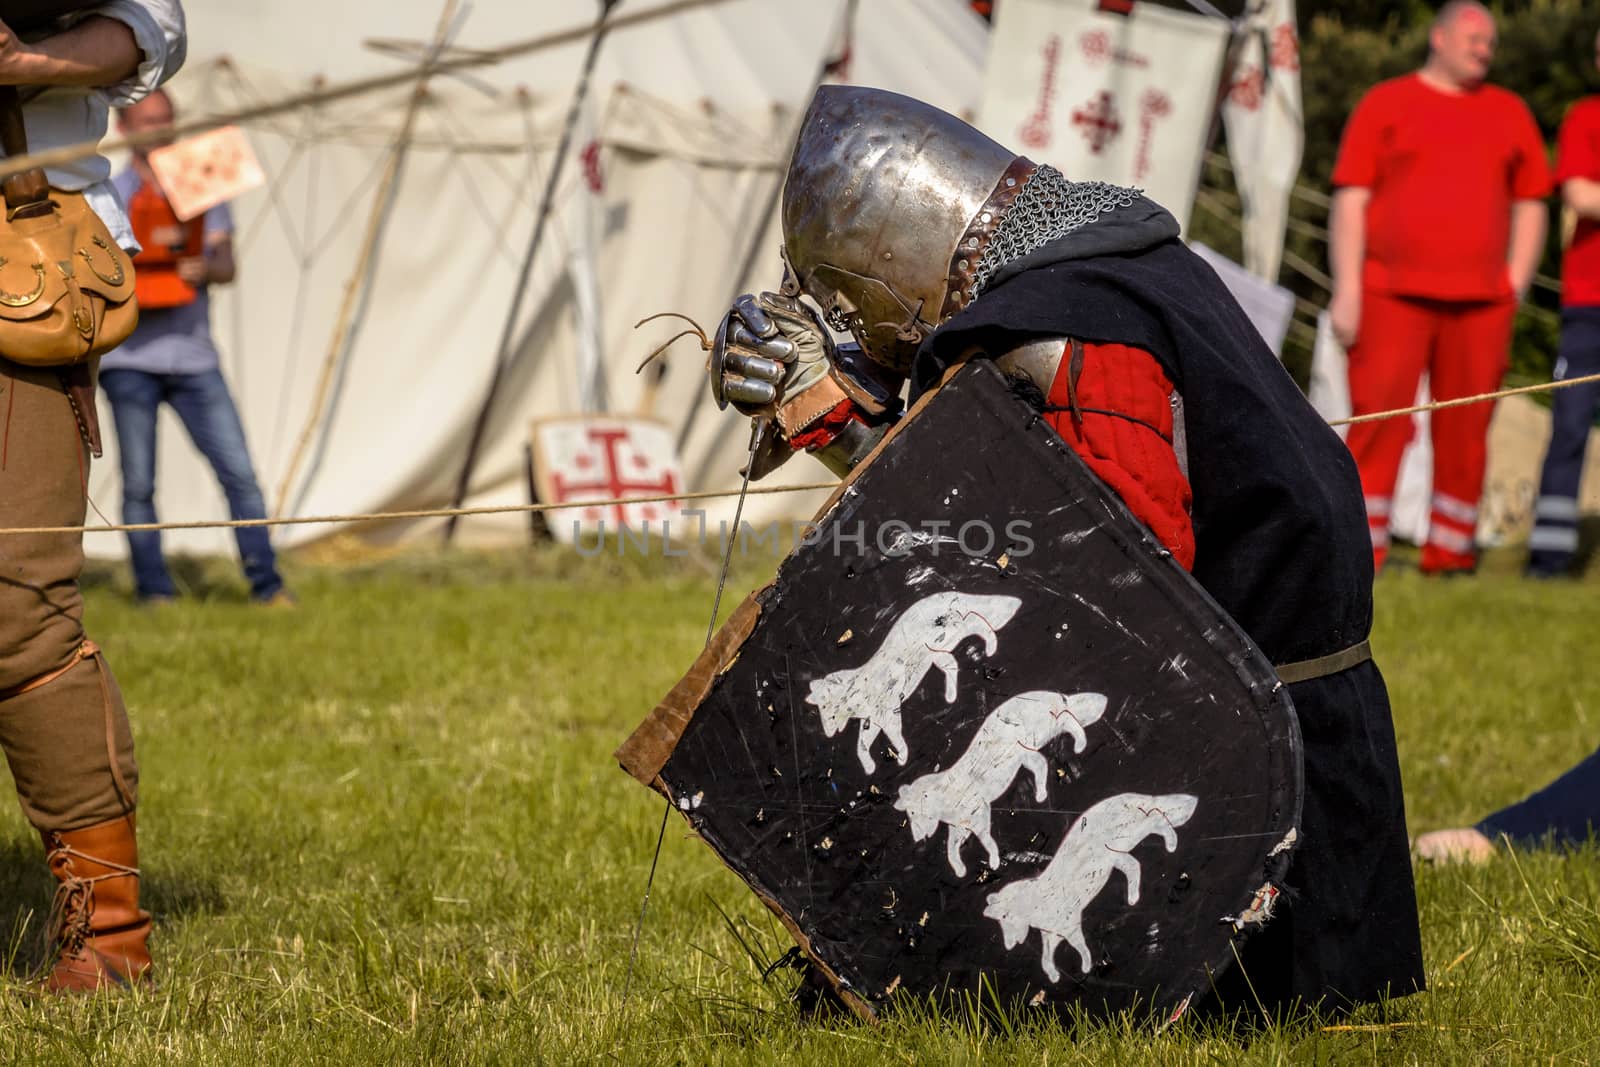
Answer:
[{"left": 100, "top": 89, "right": 288, "bottom": 604}]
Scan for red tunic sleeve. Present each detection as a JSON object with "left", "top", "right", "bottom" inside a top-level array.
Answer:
[
  {"left": 788, "top": 341, "right": 1195, "bottom": 569},
  {"left": 1041, "top": 340, "right": 1196, "bottom": 571}
]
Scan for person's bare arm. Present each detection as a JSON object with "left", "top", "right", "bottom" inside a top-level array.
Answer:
[
  {"left": 177, "top": 232, "right": 236, "bottom": 288},
  {"left": 0, "top": 15, "right": 140, "bottom": 88},
  {"left": 1506, "top": 198, "right": 1548, "bottom": 301},
  {"left": 1328, "top": 186, "right": 1370, "bottom": 347},
  {"left": 205, "top": 232, "right": 236, "bottom": 286},
  {"left": 1564, "top": 177, "right": 1600, "bottom": 223}
]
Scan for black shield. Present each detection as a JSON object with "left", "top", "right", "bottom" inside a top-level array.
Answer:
[{"left": 618, "top": 361, "right": 1302, "bottom": 1020}]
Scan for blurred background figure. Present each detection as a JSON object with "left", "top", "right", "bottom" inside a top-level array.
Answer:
[
  {"left": 99, "top": 88, "right": 290, "bottom": 605},
  {"left": 1528, "top": 29, "right": 1600, "bottom": 580},
  {"left": 1329, "top": 0, "right": 1550, "bottom": 576},
  {"left": 1416, "top": 746, "right": 1600, "bottom": 862}
]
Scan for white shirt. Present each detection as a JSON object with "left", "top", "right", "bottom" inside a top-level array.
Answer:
[{"left": 19, "top": 0, "right": 187, "bottom": 250}]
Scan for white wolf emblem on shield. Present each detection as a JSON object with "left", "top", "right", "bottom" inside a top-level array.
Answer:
[
  {"left": 803, "top": 591, "right": 1023, "bottom": 774},
  {"left": 895, "top": 690, "right": 1110, "bottom": 877},
  {"left": 984, "top": 792, "right": 1199, "bottom": 980}
]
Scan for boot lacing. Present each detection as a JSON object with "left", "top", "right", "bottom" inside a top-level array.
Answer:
[{"left": 42, "top": 836, "right": 140, "bottom": 960}]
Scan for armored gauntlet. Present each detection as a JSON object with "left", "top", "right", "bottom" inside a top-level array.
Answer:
[{"left": 709, "top": 291, "right": 837, "bottom": 436}]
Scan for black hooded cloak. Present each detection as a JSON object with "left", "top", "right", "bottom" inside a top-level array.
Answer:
[{"left": 914, "top": 202, "right": 1425, "bottom": 1013}]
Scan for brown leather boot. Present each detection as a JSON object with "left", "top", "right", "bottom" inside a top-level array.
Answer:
[{"left": 40, "top": 814, "right": 152, "bottom": 992}]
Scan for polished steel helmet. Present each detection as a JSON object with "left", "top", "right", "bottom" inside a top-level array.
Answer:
[{"left": 780, "top": 86, "right": 1036, "bottom": 374}]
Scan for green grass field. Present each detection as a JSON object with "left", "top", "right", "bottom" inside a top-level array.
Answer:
[{"left": 0, "top": 544, "right": 1595, "bottom": 1064}]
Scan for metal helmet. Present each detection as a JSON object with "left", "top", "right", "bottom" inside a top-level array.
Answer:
[{"left": 780, "top": 86, "right": 1034, "bottom": 374}]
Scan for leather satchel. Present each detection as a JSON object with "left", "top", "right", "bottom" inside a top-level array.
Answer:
[{"left": 0, "top": 85, "right": 138, "bottom": 368}]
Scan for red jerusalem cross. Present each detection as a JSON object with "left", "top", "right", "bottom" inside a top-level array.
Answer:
[
  {"left": 580, "top": 139, "right": 604, "bottom": 193},
  {"left": 550, "top": 427, "right": 679, "bottom": 525},
  {"left": 1270, "top": 23, "right": 1300, "bottom": 72},
  {"left": 1072, "top": 91, "right": 1122, "bottom": 154}
]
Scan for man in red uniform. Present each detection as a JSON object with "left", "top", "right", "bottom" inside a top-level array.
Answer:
[
  {"left": 1329, "top": 0, "right": 1551, "bottom": 574},
  {"left": 1527, "top": 29, "right": 1600, "bottom": 578}
]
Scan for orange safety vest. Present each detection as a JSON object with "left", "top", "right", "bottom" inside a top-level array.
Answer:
[{"left": 128, "top": 179, "right": 204, "bottom": 309}]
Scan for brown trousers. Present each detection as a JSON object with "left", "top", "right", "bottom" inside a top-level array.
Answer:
[{"left": 0, "top": 358, "right": 137, "bottom": 832}]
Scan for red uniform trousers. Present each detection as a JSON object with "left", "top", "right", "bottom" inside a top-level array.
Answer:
[{"left": 1345, "top": 290, "right": 1516, "bottom": 573}]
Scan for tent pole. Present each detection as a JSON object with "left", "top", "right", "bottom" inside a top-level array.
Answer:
[
  {"left": 673, "top": 0, "right": 856, "bottom": 457},
  {"left": 671, "top": 149, "right": 785, "bottom": 456},
  {"left": 271, "top": 0, "right": 463, "bottom": 519},
  {"left": 443, "top": 0, "right": 619, "bottom": 544},
  {"left": 1178, "top": 0, "right": 1233, "bottom": 20}
]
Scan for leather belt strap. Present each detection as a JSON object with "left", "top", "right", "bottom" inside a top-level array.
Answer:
[
  {"left": 0, "top": 639, "right": 98, "bottom": 700},
  {"left": 57, "top": 362, "right": 103, "bottom": 457},
  {"left": 1274, "top": 639, "right": 1372, "bottom": 685},
  {"left": 941, "top": 155, "right": 1038, "bottom": 320},
  {"left": 1064, "top": 338, "right": 1086, "bottom": 427},
  {"left": 776, "top": 374, "right": 849, "bottom": 438},
  {"left": 0, "top": 638, "right": 134, "bottom": 812}
]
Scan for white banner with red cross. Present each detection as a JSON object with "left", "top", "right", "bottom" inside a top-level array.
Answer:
[
  {"left": 1220, "top": 0, "right": 1303, "bottom": 283},
  {"left": 977, "top": 0, "right": 1230, "bottom": 233},
  {"left": 530, "top": 416, "right": 685, "bottom": 543}
]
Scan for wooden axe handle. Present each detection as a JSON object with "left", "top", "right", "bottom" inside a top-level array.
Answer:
[
  {"left": 0, "top": 86, "right": 29, "bottom": 157},
  {"left": 0, "top": 86, "right": 52, "bottom": 215}
]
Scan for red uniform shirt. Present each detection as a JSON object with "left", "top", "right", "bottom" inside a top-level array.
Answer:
[
  {"left": 1556, "top": 96, "right": 1600, "bottom": 308},
  {"left": 1332, "top": 73, "right": 1552, "bottom": 301}
]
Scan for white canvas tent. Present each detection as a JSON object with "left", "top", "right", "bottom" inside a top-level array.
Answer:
[{"left": 85, "top": 0, "right": 988, "bottom": 556}]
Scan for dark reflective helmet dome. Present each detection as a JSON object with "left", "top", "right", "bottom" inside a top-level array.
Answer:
[{"left": 780, "top": 86, "right": 1019, "bottom": 374}]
